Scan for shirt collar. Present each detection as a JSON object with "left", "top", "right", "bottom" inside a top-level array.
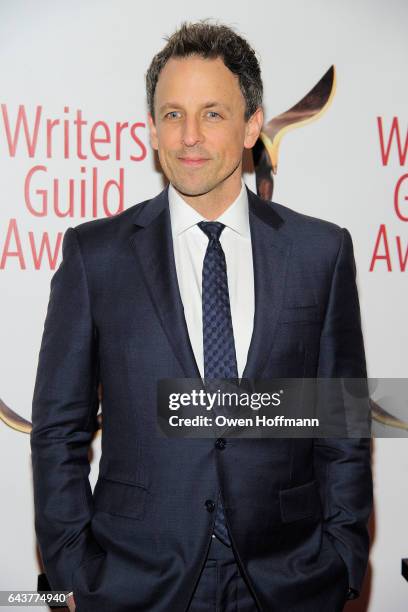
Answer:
[{"left": 168, "top": 178, "right": 250, "bottom": 238}]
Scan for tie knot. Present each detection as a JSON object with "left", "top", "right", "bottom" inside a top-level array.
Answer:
[{"left": 198, "top": 221, "right": 225, "bottom": 242}]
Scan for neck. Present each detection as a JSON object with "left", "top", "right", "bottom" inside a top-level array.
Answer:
[{"left": 173, "top": 167, "right": 243, "bottom": 220}]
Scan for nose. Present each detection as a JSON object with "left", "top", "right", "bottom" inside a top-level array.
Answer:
[{"left": 181, "top": 116, "right": 203, "bottom": 147}]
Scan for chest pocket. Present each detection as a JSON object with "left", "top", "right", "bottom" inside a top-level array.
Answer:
[
  {"left": 279, "top": 304, "right": 322, "bottom": 324},
  {"left": 280, "top": 285, "right": 323, "bottom": 323}
]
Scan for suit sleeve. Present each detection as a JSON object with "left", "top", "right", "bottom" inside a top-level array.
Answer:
[
  {"left": 313, "top": 227, "right": 373, "bottom": 598},
  {"left": 30, "top": 227, "right": 102, "bottom": 591}
]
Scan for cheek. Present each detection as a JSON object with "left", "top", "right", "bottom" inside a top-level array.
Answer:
[
  {"left": 158, "top": 147, "right": 177, "bottom": 171},
  {"left": 156, "top": 128, "right": 179, "bottom": 152},
  {"left": 217, "top": 142, "right": 244, "bottom": 165},
  {"left": 214, "top": 128, "right": 245, "bottom": 156}
]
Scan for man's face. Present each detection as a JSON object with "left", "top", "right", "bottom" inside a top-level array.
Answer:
[{"left": 148, "top": 55, "right": 262, "bottom": 199}]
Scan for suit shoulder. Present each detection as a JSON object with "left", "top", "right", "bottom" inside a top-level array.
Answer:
[
  {"left": 270, "top": 199, "right": 348, "bottom": 256},
  {"left": 62, "top": 197, "right": 154, "bottom": 259},
  {"left": 271, "top": 200, "right": 343, "bottom": 238},
  {"left": 72, "top": 199, "right": 149, "bottom": 238},
  {"left": 258, "top": 198, "right": 351, "bottom": 271}
]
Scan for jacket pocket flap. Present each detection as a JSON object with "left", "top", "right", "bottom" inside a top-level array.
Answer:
[
  {"left": 279, "top": 479, "right": 322, "bottom": 523},
  {"left": 93, "top": 476, "right": 148, "bottom": 520}
]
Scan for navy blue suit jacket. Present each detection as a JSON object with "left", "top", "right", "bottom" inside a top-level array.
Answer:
[{"left": 31, "top": 185, "right": 373, "bottom": 611}]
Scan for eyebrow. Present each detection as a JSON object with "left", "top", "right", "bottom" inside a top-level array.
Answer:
[{"left": 158, "top": 101, "right": 231, "bottom": 114}]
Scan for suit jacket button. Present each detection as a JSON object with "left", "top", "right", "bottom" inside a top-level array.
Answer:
[
  {"left": 215, "top": 438, "right": 226, "bottom": 450},
  {"left": 205, "top": 499, "right": 215, "bottom": 512}
]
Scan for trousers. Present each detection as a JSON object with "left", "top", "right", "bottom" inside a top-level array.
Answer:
[{"left": 187, "top": 534, "right": 260, "bottom": 612}]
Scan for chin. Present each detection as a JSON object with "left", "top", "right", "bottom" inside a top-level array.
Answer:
[{"left": 171, "top": 179, "right": 216, "bottom": 198}]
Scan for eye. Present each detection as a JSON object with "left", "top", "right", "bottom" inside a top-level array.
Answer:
[
  {"left": 165, "top": 111, "right": 181, "bottom": 119},
  {"left": 206, "top": 111, "right": 221, "bottom": 119}
]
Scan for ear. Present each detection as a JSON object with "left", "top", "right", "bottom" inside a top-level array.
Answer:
[
  {"left": 244, "top": 107, "right": 264, "bottom": 149},
  {"left": 147, "top": 112, "right": 159, "bottom": 151}
]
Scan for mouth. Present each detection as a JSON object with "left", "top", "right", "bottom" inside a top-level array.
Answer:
[{"left": 178, "top": 157, "right": 210, "bottom": 168}]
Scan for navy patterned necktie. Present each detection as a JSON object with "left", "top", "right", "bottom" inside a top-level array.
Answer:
[{"left": 198, "top": 220, "right": 237, "bottom": 546}]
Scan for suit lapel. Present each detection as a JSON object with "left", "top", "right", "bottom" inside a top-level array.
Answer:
[
  {"left": 129, "top": 187, "right": 201, "bottom": 378},
  {"left": 242, "top": 187, "right": 292, "bottom": 379}
]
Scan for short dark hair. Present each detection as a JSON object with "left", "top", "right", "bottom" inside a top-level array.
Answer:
[{"left": 146, "top": 20, "right": 263, "bottom": 121}]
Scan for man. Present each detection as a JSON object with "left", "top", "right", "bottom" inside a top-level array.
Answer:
[{"left": 31, "top": 21, "right": 373, "bottom": 612}]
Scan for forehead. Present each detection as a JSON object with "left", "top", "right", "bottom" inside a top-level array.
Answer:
[{"left": 155, "top": 55, "right": 244, "bottom": 108}]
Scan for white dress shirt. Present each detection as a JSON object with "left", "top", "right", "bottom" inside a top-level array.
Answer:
[{"left": 168, "top": 179, "right": 255, "bottom": 378}]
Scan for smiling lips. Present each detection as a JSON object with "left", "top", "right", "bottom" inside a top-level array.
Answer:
[{"left": 178, "top": 157, "right": 209, "bottom": 167}]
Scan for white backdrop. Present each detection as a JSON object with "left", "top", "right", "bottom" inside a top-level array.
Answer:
[{"left": 1, "top": 0, "right": 407, "bottom": 610}]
